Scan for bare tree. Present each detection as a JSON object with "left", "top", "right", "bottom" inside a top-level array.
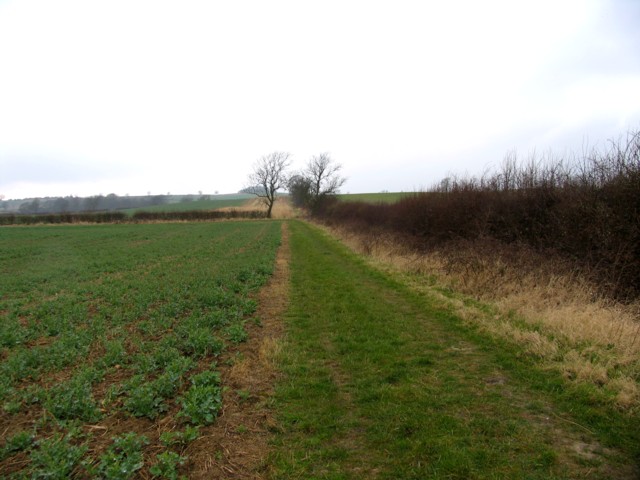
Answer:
[
  {"left": 247, "top": 151, "right": 292, "bottom": 218},
  {"left": 305, "top": 153, "right": 346, "bottom": 207}
]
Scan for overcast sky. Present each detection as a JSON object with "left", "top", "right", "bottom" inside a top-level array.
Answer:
[{"left": 1, "top": 0, "right": 639, "bottom": 200}]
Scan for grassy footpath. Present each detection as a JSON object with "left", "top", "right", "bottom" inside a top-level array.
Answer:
[{"left": 269, "top": 220, "right": 638, "bottom": 479}]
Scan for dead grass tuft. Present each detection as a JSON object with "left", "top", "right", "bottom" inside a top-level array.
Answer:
[
  {"left": 609, "top": 377, "right": 640, "bottom": 408},
  {"left": 228, "top": 357, "right": 251, "bottom": 386},
  {"left": 259, "top": 337, "right": 283, "bottom": 370},
  {"left": 561, "top": 351, "right": 609, "bottom": 385}
]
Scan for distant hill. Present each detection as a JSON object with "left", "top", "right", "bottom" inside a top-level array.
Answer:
[
  {"left": 0, "top": 193, "right": 254, "bottom": 215},
  {"left": 337, "top": 192, "right": 414, "bottom": 204},
  {"left": 121, "top": 195, "right": 253, "bottom": 215}
]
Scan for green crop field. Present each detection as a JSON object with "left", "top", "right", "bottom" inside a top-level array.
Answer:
[
  {"left": 337, "top": 192, "right": 414, "bottom": 203},
  {"left": 0, "top": 221, "right": 280, "bottom": 478}
]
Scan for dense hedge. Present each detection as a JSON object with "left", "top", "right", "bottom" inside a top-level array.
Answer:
[
  {"left": 0, "top": 209, "right": 265, "bottom": 226},
  {"left": 320, "top": 131, "right": 640, "bottom": 300},
  {"left": 0, "top": 212, "right": 128, "bottom": 225},
  {"left": 131, "top": 209, "right": 266, "bottom": 221}
]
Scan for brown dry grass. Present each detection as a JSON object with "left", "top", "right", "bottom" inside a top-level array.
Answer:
[{"left": 322, "top": 224, "right": 640, "bottom": 410}]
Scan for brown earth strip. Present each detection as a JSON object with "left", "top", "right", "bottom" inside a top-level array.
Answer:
[{"left": 187, "top": 221, "right": 289, "bottom": 479}]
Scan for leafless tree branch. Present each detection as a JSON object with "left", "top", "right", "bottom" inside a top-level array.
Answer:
[
  {"left": 306, "top": 152, "right": 347, "bottom": 199},
  {"left": 246, "top": 151, "right": 291, "bottom": 218}
]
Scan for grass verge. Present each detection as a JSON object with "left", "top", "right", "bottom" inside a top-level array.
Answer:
[
  {"left": 269, "top": 220, "right": 639, "bottom": 479},
  {"left": 326, "top": 225, "right": 640, "bottom": 410}
]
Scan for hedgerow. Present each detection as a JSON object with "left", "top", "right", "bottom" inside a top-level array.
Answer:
[
  {"left": 319, "top": 130, "right": 640, "bottom": 300},
  {"left": 0, "top": 209, "right": 266, "bottom": 225}
]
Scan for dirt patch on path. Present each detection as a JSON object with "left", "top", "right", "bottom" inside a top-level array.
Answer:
[{"left": 186, "top": 222, "right": 290, "bottom": 479}]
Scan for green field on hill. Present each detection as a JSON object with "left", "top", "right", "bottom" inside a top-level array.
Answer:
[
  {"left": 338, "top": 192, "right": 414, "bottom": 203},
  {"left": 121, "top": 194, "right": 253, "bottom": 215}
]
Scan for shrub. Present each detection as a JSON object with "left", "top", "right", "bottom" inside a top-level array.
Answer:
[
  {"left": 131, "top": 210, "right": 265, "bottom": 222},
  {"left": 0, "top": 212, "right": 127, "bottom": 225},
  {"left": 0, "top": 209, "right": 266, "bottom": 225}
]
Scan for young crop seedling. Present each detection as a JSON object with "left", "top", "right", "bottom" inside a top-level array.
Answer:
[
  {"left": 0, "top": 430, "right": 34, "bottom": 461},
  {"left": 3, "top": 399, "right": 21, "bottom": 415},
  {"left": 177, "top": 370, "right": 223, "bottom": 425},
  {"left": 177, "top": 326, "right": 224, "bottom": 358},
  {"left": 97, "top": 338, "right": 127, "bottom": 369},
  {"left": 225, "top": 322, "right": 248, "bottom": 344},
  {"left": 29, "top": 433, "right": 88, "bottom": 480},
  {"left": 149, "top": 451, "right": 187, "bottom": 480},
  {"left": 96, "top": 432, "right": 148, "bottom": 480},
  {"left": 0, "top": 318, "right": 28, "bottom": 348},
  {"left": 159, "top": 426, "right": 200, "bottom": 448},
  {"left": 123, "top": 376, "right": 166, "bottom": 419},
  {"left": 45, "top": 376, "right": 102, "bottom": 422}
]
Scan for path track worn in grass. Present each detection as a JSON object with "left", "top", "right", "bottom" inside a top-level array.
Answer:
[{"left": 269, "top": 220, "right": 638, "bottom": 479}]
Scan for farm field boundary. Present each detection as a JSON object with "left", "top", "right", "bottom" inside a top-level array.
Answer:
[{"left": 0, "top": 209, "right": 265, "bottom": 225}]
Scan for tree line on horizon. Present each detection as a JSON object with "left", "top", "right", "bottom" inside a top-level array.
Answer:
[
  {"left": 0, "top": 192, "right": 235, "bottom": 215},
  {"left": 0, "top": 193, "right": 170, "bottom": 215},
  {"left": 245, "top": 151, "right": 346, "bottom": 218}
]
